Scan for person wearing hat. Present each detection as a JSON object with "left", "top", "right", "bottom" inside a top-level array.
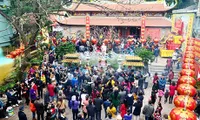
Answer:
[{"left": 18, "top": 106, "right": 27, "bottom": 120}]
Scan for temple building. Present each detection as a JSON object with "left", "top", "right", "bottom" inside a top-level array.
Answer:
[{"left": 51, "top": 1, "right": 175, "bottom": 40}]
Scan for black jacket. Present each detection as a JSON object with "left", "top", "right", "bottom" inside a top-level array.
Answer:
[
  {"left": 34, "top": 101, "right": 44, "bottom": 113},
  {"left": 133, "top": 102, "right": 142, "bottom": 116},
  {"left": 86, "top": 104, "right": 96, "bottom": 117},
  {"left": 94, "top": 97, "right": 103, "bottom": 111},
  {"left": 18, "top": 111, "right": 27, "bottom": 120}
]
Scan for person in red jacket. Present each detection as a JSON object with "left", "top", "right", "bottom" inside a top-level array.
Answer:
[
  {"left": 120, "top": 100, "right": 127, "bottom": 118},
  {"left": 169, "top": 82, "right": 177, "bottom": 104},
  {"left": 47, "top": 81, "right": 55, "bottom": 102},
  {"left": 29, "top": 100, "right": 36, "bottom": 120}
]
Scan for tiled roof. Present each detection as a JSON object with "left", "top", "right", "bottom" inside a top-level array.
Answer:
[
  {"left": 52, "top": 16, "right": 171, "bottom": 27},
  {"left": 66, "top": 3, "right": 170, "bottom": 12}
]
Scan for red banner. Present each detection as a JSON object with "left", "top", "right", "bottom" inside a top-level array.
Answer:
[
  {"left": 86, "top": 16, "right": 90, "bottom": 39},
  {"left": 140, "top": 16, "right": 146, "bottom": 39}
]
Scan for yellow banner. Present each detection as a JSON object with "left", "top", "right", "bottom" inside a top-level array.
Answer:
[{"left": 173, "top": 36, "right": 182, "bottom": 44}]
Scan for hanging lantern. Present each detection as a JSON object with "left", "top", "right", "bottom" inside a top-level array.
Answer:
[
  {"left": 15, "top": 49, "right": 22, "bottom": 56},
  {"left": 186, "top": 46, "right": 194, "bottom": 51},
  {"left": 82, "top": 39, "right": 87, "bottom": 43},
  {"left": 141, "top": 28, "right": 145, "bottom": 32},
  {"left": 6, "top": 54, "right": 13, "bottom": 58},
  {"left": 169, "top": 107, "right": 197, "bottom": 120},
  {"left": 127, "top": 39, "right": 133, "bottom": 44},
  {"left": 103, "top": 39, "right": 109, "bottom": 44},
  {"left": 140, "top": 39, "right": 146, "bottom": 43},
  {"left": 178, "top": 75, "right": 196, "bottom": 86},
  {"left": 185, "top": 54, "right": 195, "bottom": 59},
  {"left": 187, "top": 41, "right": 194, "bottom": 46},
  {"left": 181, "top": 69, "right": 195, "bottom": 77},
  {"left": 174, "top": 95, "right": 196, "bottom": 111},
  {"left": 179, "top": 38, "right": 185, "bottom": 43},
  {"left": 72, "top": 39, "right": 76, "bottom": 44},
  {"left": 154, "top": 38, "right": 159, "bottom": 44},
  {"left": 91, "top": 39, "right": 97, "bottom": 44},
  {"left": 10, "top": 51, "right": 17, "bottom": 58},
  {"left": 177, "top": 84, "right": 197, "bottom": 97},
  {"left": 114, "top": 39, "right": 120, "bottom": 45},
  {"left": 182, "top": 63, "right": 195, "bottom": 70},
  {"left": 185, "top": 51, "right": 194, "bottom": 54},
  {"left": 20, "top": 45, "right": 25, "bottom": 51},
  {"left": 61, "top": 37, "right": 67, "bottom": 42},
  {"left": 183, "top": 58, "right": 195, "bottom": 64}
]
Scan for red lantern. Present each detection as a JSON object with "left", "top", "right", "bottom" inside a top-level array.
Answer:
[
  {"left": 52, "top": 37, "right": 56, "bottom": 41},
  {"left": 72, "top": 39, "right": 76, "bottom": 44},
  {"left": 182, "top": 63, "right": 195, "bottom": 71},
  {"left": 10, "top": 51, "right": 17, "bottom": 58},
  {"left": 140, "top": 39, "right": 146, "bottom": 43},
  {"left": 174, "top": 95, "right": 196, "bottom": 111},
  {"left": 183, "top": 58, "right": 195, "bottom": 64},
  {"left": 20, "top": 45, "right": 25, "bottom": 51},
  {"left": 181, "top": 69, "right": 195, "bottom": 77},
  {"left": 141, "top": 28, "right": 145, "bottom": 32},
  {"left": 185, "top": 51, "right": 194, "bottom": 54},
  {"left": 178, "top": 75, "right": 196, "bottom": 86},
  {"left": 82, "top": 39, "right": 87, "bottom": 43},
  {"left": 154, "top": 38, "right": 159, "bottom": 44},
  {"left": 114, "top": 39, "right": 120, "bottom": 45},
  {"left": 15, "top": 49, "right": 22, "bottom": 55},
  {"left": 169, "top": 107, "right": 197, "bottom": 120},
  {"left": 61, "top": 37, "right": 66, "bottom": 42},
  {"left": 91, "top": 39, "right": 97, "bottom": 44},
  {"left": 177, "top": 84, "right": 197, "bottom": 97},
  {"left": 185, "top": 54, "right": 195, "bottom": 59},
  {"left": 186, "top": 46, "right": 194, "bottom": 51},
  {"left": 103, "top": 39, "right": 109, "bottom": 44},
  {"left": 6, "top": 54, "right": 13, "bottom": 58},
  {"left": 187, "top": 41, "right": 194, "bottom": 46}
]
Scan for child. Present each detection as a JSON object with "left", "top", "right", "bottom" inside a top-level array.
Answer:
[
  {"left": 164, "top": 90, "right": 169, "bottom": 104},
  {"left": 158, "top": 89, "right": 164, "bottom": 103},
  {"left": 153, "top": 110, "right": 161, "bottom": 120}
]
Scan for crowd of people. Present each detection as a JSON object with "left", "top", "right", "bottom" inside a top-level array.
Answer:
[{"left": 0, "top": 39, "right": 200, "bottom": 120}]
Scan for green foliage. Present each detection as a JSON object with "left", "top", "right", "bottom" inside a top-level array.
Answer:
[
  {"left": 0, "top": 81, "right": 15, "bottom": 92},
  {"left": 134, "top": 48, "right": 155, "bottom": 64},
  {"left": 55, "top": 42, "right": 76, "bottom": 58}
]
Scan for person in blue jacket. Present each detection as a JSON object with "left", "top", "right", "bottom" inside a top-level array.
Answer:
[{"left": 158, "top": 76, "right": 167, "bottom": 91}]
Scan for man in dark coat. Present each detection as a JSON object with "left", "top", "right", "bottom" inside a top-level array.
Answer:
[
  {"left": 86, "top": 100, "right": 96, "bottom": 120},
  {"left": 94, "top": 94, "right": 103, "bottom": 120},
  {"left": 18, "top": 106, "right": 27, "bottom": 120},
  {"left": 34, "top": 98, "right": 44, "bottom": 120}
]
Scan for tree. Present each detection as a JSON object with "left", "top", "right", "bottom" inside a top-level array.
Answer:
[
  {"left": 55, "top": 42, "right": 76, "bottom": 59},
  {"left": 134, "top": 48, "right": 155, "bottom": 73}
]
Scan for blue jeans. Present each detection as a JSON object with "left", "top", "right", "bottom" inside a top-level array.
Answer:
[
  {"left": 145, "top": 116, "right": 150, "bottom": 120},
  {"left": 32, "top": 112, "right": 35, "bottom": 119}
]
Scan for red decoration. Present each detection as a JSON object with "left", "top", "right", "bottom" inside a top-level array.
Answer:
[
  {"left": 15, "top": 49, "right": 22, "bottom": 55},
  {"left": 185, "top": 54, "right": 195, "bottom": 59},
  {"left": 140, "top": 39, "right": 146, "bottom": 43},
  {"left": 153, "top": 38, "right": 159, "bottom": 44},
  {"left": 183, "top": 58, "right": 195, "bottom": 64},
  {"left": 6, "top": 54, "right": 13, "bottom": 58},
  {"left": 103, "top": 39, "right": 109, "bottom": 44},
  {"left": 168, "top": 38, "right": 173, "bottom": 43},
  {"left": 185, "top": 51, "right": 194, "bottom": 54},
  {"left": 52, "top": 37, "right": 56, "bottom": 41},
  {"left": 61, "top": 37, "right": 67, "bottom": 42},
  {"left": 181, "top": 69, "right": 195, "bottom": 77},
  {"left": 82, "top": 39, "right": 87, "bottom": 43},
  {"left": 169, "top": 107, "right": 197, "bottom": 120},
  {"left": 186, "top": 46, "right": 194, "bottom": 51},
  {"left": 174, "top": 95, "right": 196, "bottom": 111},
  {"left": 114, "top": 39, "right": 120, "bottom": 45},
  {"left": 182, "top": 63, "right": 195, "bottom": 71},
  {"left": 127, "top": 39, "right": 133, "bottom": 44},
  {"left": 91, "top": 39, "right": 97, "bottom": 44},
  {"left": 178, "top": 76, "right": 196, "bottom": 86},
  {"left": 177, "top": 84, "right": 197, "bottom": 97},
  {"left": 10, "top": 51, "right": 17, "bottom": 58},
  {"left": 72, "top": 39, "right": 76, "bottom": 44}
]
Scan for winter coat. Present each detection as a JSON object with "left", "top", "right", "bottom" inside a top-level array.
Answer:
[
  {"left": 120, "top": 104, "right": 127, "bottom": 118},
  {"left": 124, "top": 114, "right": 132, "bottom": 120},
  {"left": 86, "top": 104, "right": 96, "bottom": 117},
  {"left": 107, "top": 106, "right": 117, "bottom": 118},
  {"left": 29, "top": 102, "right": 36, "bottom": 112},
  {"left": 18, "top": 111, "right": 27, "bottom": 120},
  {"left": 34, "top": 100, "right": 44, "bottom": 113},
  {"left": 158, "top": 78, "right": 166, "bottom": 90},
  {"left": 133, "top": 101, "right": 142, "bottom": 116},
  {"left": 94, "top": 97, "right": 103, "bottom": 111},
  {"left": 70, "top": 100, "right": 79, "bottom": 110},
  {"left": 142, "top": 104, "right": 154, "bottom": 117},
  {"left": 30, "top": 88, "right": 36, "bottom": 100},
  {"left": 169, "top": 85, "right": 176, "bottom": 96}
]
